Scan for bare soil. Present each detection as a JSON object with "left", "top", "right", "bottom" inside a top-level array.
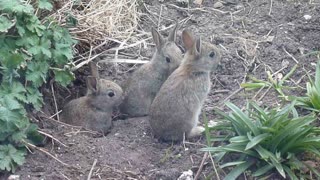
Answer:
[{"left": 4, "top": 0, "right": 320, "bottom": 179}]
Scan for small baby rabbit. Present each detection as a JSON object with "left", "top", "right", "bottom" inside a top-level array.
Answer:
[
  {"left": 119, "top": 24, "right": 183, "bottom": 117},
  {"left": 149, "top": 30, "right": 221, "bottom": 141},
  {"left": 61, "top": 62, "right": 123, "bottom": 134}
]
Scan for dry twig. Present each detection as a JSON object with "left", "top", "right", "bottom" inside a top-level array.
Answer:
[
  {"left": 37, "top": 130, "right": 68, "bottom": 148},
  {"left": 23, "top": 140, "right": 69, "bottom": 166},
  {"left": 282, "top": 46, "right": 299, "bottom": 64},
  {"left": 50, "top": 82, "right": 60, "bottom": 121},
  {"left": 87, "top": 159, "right": 98, "bottom": 180}
]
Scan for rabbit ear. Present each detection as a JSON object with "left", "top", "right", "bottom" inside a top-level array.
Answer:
[
  {"left": 182, "top": 29, "right": 195, "bottom": 51},
  {"left": 87, "top": 76, "right": 100, "bottom": 94},
  {"left": 194, "top": 37, "right": 201, "bottom": 54},
  {"left": 151, "top": 27, "right": 165, "bottom": 51},
  {"left": 89, "top": 61, "right": 100, "bottom": 79},
  {"left": 168, "top": 22, "right": 178, "bottom": 42}
]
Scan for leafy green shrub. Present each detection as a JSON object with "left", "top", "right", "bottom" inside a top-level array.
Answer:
[
  {"left": 295, "top": 61, "right": 320, "bottom": 112},
  {"left": 0, "top": 0, "right": 76, "bottom": 172},
  {"left": 202, "top": 102, "right": 320, "bottom": 179}
]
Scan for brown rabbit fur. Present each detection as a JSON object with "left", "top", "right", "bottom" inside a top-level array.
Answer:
[
  {"left": 149, "top": 30, "right": 221, "bottom": 141},
  {"left": 61, "top": 62, "right": 123, "bottom": 134},
  {"left": 119, "top": 24, "right": 183, "bottom": 117}
]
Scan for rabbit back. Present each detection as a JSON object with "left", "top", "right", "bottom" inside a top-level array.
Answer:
[
  {"left": 149, "top": 68, "right": 211, "bottom": 141},
  {"left": 61, "top": 96, "right": 113, "bottom": 133},
  {"left": 120, "top": 26, "right": 183, "bottom": 117},
  {"left": 149, "top": 29, "right": 221, "bottom": 141},
  {"left": 120, "top": 63, "right": 168, "bottom": 116}
]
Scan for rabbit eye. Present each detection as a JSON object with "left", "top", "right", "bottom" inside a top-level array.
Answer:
[
  {"left": 209, "top": 51, "right": 215, "bottom": 58},
  {"left": 166, "top": 57, "right": 171, "bottom": 63},
  {"left": 108, "top": 92, "right": 115, "bottom": 97}
]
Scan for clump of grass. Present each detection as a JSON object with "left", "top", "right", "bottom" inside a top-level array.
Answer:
[
  {"left": 202, "top": 101, "right": 320, "bottom": 179},
  {"left": 295, "top": 61, "right": 320, "bottom": 112}
]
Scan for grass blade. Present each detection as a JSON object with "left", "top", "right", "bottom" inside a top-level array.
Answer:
[
  {"left": 245, "top": 133, "right": 271, "bottom": 150},
  {"left": 203, "top": 112, "right": 211, "bottom": 146},
  {"left": 271, "top": 116, "right": 315, "bottom": 152},
  {"left": 283, "top": 165, "right": 298, "bottom": 180},
  {"left": 223, "top": 160, "right": 255, "bottom": 180},
  {"left": 252, "top": 164, "right": 273, "bottom": 177},
  {"left": 315, "top": 60, "right": 320, "bottom": 90},
  {"left": 220, "top": 161, "right": 246, "bottom": 169},
  {"left": 229, "top": 136, "right": 249, "bottom": 143},
  {"left": 226, "top": 102, "right": 259, "bottom": 136},
  {"left": 241, "top": 82, "right": 266, "bottom": 89}
]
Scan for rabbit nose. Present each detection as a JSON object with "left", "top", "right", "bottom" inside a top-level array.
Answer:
[{"left": 108, "top": 92, "right": 115, "bottom": 97}]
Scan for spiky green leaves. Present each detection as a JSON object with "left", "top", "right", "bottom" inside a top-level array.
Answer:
[{"left": 202, "top": 102, "right": 320, "bottom": 179}]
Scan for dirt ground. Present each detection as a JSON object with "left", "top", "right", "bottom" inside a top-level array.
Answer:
[{"left": 4, "top": 0, "right": 320, "bottom": 179}]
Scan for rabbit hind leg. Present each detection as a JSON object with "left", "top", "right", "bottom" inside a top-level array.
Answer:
[{"left": 187, "top": 126, "right": 205, "bottom": 138}]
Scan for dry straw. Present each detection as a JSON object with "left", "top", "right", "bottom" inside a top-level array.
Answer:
[
  {"left": 50, "top": 0, "right": 142, "bottom": 68},
  {"left": 53, "top": 0, "right": 139, "bottom": 44}
]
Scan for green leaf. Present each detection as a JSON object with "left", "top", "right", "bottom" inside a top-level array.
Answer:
[
  {"left": 0, "top": 81, "right": 27, "bottom": 103},
  {"left": 3, "top": 96, "right": 22, "bottom": 110},
  {"left": 271, "top": 116, "right": 315, "bottom": 152},
  {"left": 226, "top": 102, "right": 259, "bottom": 136},
  {"left": 255, "top": 146, "right": 285, "bottom": 178},
  {"left": 53, "top": 69, "right": 74, "bottom": 87},
  {"left": 38, "top": 0, "right": 53, "bottom": 11},
  {"left": 315, "top": 60, "right": 320, "bottom": 91},
  {"left": 26, "top": 87, "right": 43, "bottom": 110},
  {"left": 241, "top": 82, "right": 266, "bottom": 89},
  {"left": 52, "top": 43, "right": 74, "bottom": 64},
  {"left": 2, "top": 52, "right": 25, "bottom": 69},
  {"left": 28, "top": 37, "right": 52, "bottom": 58},
  {"left": 0, "top": 0, "right": 34, "bottom": 14},
  {"left": 253, "top": 164, "right": 273, "bottom": 177},
  {"left": 0, "top": 145, "right": 26, "bottom": 172},
  {"left": 223, "top": 160, "right": 255, "bottom": 180},
  {"left": 229, "top": 136, "right": 249, "bottom": 143},
  {"left": 245, "top": 133, "right": 271, "bottom": 150},
  {"left": 26, "top": 61, "right": 49, "bottom": 87},
  {"left": 0, "top": 16, "right": 15, "bottom": 33},
  {"left": 283, "top": 165, "right": 298, "bottom": 180},
  {"left": 220, "top": 161, "right": 246, "bottom": 169}
]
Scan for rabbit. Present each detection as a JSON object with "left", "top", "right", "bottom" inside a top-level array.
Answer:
[
  {"left": 61, "top": 62, "right": 123, "bottom": 134},
  {"left": 149, "top": 29, "right": 221, "bottom": 141},
  {"left": 119, "top": 23, "right": 184, "bottom": 117}
]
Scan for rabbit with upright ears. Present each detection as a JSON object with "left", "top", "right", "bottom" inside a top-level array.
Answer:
[
  {"left": 61, "top": 62, "right": 123, "bottom": 134},
  {"left": 149, "top": 29, "right": 221, "bottom": 141},
  {"left": 119, "top": 23, "right": 183, "bottom": 117}
]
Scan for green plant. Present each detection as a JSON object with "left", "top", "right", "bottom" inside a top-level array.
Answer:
[
  {"left": 241, "top": 64, "right": 298, "bottom": 100},
  {"left": 0, "top": 0, "right": 76, "bottom": 172},
  {"left": 202, "top": 102, "right": 320, "bottom": 179},
  {"left": 295, "top": 61, "right": 320, "bottom": 112}
]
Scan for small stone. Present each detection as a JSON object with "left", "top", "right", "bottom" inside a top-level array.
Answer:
[
  {"left": 208, "top": 120, "right": 218, "bottom": 128},
  {"left": 213, "top": 1, "right": 223, "bottom": 8},
  {"left": 8, "top": 175, "right": 20, "bottom": 180},
  {"left": 265, "top": 35, "right": 274, "bottom": 42},
  {"left": 235, "top": 4, "right": 243, "bottom": 10},
  {"left": 177, "top": 170, "right": 193, "bottom": 180},
  {"left": 303, "top": 15, "right": 312, "bottom": 20}
]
